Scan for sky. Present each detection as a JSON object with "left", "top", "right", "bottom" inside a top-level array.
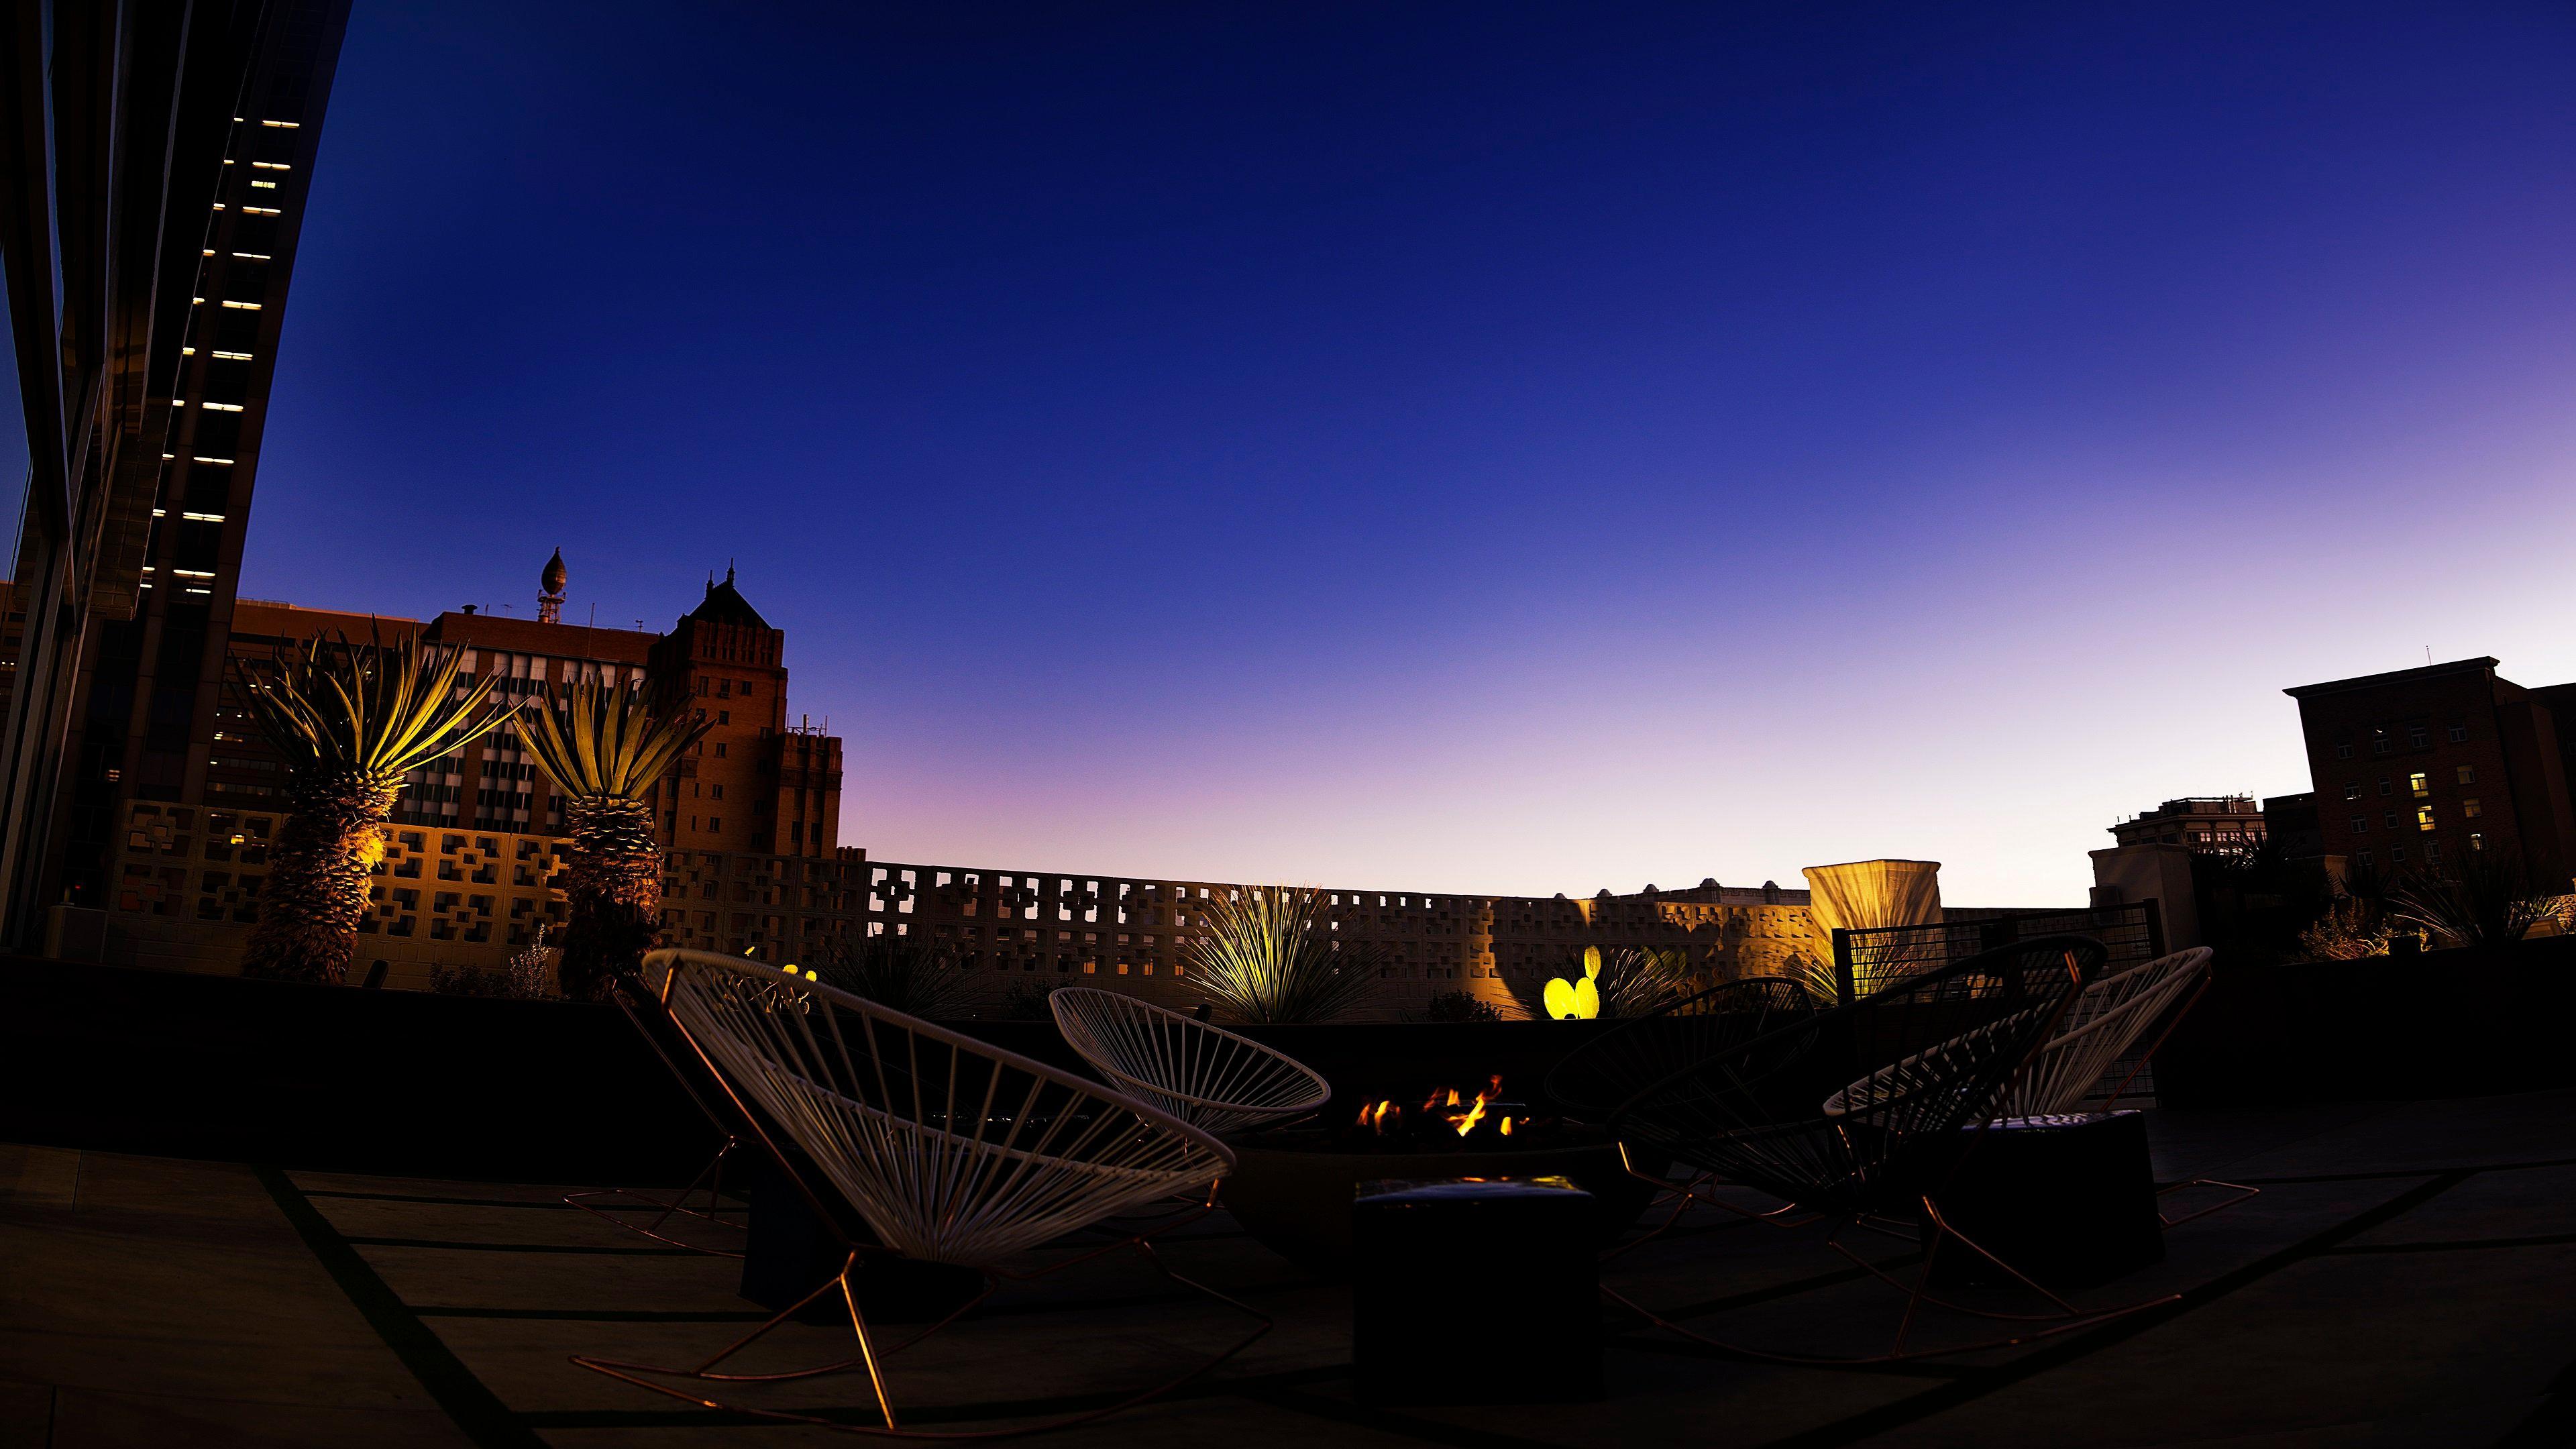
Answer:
[{"left": 19, "top": 1, "right": 2576, "bottom": 905}]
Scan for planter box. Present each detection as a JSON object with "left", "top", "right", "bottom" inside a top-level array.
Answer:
[{"left": 0, "top": 956, "right": 720, "bottom": 1182}]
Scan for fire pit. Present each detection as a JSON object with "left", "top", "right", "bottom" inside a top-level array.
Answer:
[{"left": 1220, "top": 1076, "right": 1656, "bottom": 1274}]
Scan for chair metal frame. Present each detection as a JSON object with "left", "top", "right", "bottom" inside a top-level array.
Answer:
[
  {"left": 562, "top": 985, "right": 751, "bottom": 1256},
  {"left": 1048, "top": 986, "right": 1330, "bottom": 1136},
  {"left": 571, "top": 949, "right": 1269, "bottom": 1438},
  {"left": 2001, "top": 945, "right": 2257, "bottom": 1227},
  {"left": 1598, "top": 936, "right": 2180, "bottom": 1362}
]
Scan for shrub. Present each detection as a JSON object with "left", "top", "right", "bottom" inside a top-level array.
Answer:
[
  {"left": 1186, "top": 885, "right": 1382, "bottom": 1024},
  {"left": 813, "top": 934, "right": 975, "bottom": 1020},
  {"left": 1417, "top": 990, "right": 1501, "bottom": 1023},
  {"left": 2390, "top": 847, "right": 2555, "bottom": 952}
]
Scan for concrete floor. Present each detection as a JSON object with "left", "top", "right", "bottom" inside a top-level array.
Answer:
[{"left": 5, "top": 1091, "right": 2574, "bottom": 1448}]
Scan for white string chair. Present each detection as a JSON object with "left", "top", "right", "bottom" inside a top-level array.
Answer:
[
  {"left": 1996, "top": 945, "right": 2254, "bottom": 1226},
  {"left": 572, "top": 949, "right": 1267, "bottom": 1438},
  {"left": 2002, "top": 947, "right": 2212, "bottom": 1116},
  {"left": 1049, "top": 987, "right": 1331, "bottom": 1136}
]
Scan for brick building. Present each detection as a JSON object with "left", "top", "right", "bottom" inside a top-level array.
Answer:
[
  {"left": 2284, "top": 658, "right": 2576, "bottom": 888},
  {"left": 2108, "top": 796, "right": 2267, "bottom": 851}
]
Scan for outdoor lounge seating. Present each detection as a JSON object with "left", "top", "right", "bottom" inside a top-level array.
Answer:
[
  {"left": 1601, "top": 934, "right": 2179, "bottom": 1361},
  {"left": 1049, "top": 985, "right": 1331, "bottom": 1136},
  {"left": 2004, "top": 946, "right": 2214, "bottom": 1116},
  {"left": 571, "top": 948, "right": 1269, "bottom": 1436}
]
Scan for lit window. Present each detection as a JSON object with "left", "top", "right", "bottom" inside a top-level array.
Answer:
[
  {"left": 260, "top": 119, "right": 301, "bottom": 128},
  {"left": 201, "top": 401, "right": 244, "bottom": 413},
  {"left": 250, "top": 161, "right": 291, "bottom": 170},
  {"left": 2415, "top": 807, "right": 2436, "bottom": 833},
  {"left": 2408, "top": 772, "right": 2428, "bottom": 797},
  {"left": 243, "top": 206, "right": 281, "bottom": 215},
  {"left": 191, "top": 455, "right": 234, "bottom": 464},
  {"left": 2457, "top": 765, "right": 2476, "bottom": 785},
  {"left": 2471, "top": 833, "right": 2485, "bottom": 851},
  {"left": 231, "top": 251, "right": 271, "bottom": 261},
  {"left": 213, "top": 350, "right": 253, "bottom": 360},
  {"left": 2463, "top": 798, "right": 2482, "bottom": 819},
  {"left": 180, "top": 511, "right": 225, "bottom": 522},
  {"left": 220, "top": 299, "right": 260, "bottom": 310},
  {"left": 250, "top": 180, "right": 276, "bottom": 189}
]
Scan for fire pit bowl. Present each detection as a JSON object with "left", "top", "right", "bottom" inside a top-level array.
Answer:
[{"left": 1221, "top": 1126, "right": 1656, "bottom": 1275}]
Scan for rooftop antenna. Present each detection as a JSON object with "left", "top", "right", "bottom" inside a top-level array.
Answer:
[{"left": 2426, "top": 645, "right": 2433, "bottom": 665}]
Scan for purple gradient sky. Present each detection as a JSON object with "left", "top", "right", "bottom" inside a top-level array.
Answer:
[{"left": 38, "top": 1, "right": 2576, "bottom": 904}]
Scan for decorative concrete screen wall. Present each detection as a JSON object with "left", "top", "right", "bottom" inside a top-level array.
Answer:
[{"left": 105, "top": 802, "right": 1837, "bottom": 1016}]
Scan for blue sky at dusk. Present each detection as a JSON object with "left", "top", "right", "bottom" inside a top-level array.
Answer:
[{"left": 99, "top": 2, "right": 2576, "bottom": 902}]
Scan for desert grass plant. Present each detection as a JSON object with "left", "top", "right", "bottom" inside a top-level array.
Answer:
[
  {"left": 813, "top": 934, "right": 977, "bottom": 1020},
  {"left": 1416, "top": 989, "right": 1503, "bottom": 1023},
  {"left": 237, "top": 632, "right": 515, "bottom": 985},
  {"left": 1186, "top": 885, "right": 1382, "bottom": 1025},
  {"left": 520, "top": 678, "right": 710, "bottom": 1000},
  {"left": 2389, "top": 846, "right": 2554, "bottom": 953}
]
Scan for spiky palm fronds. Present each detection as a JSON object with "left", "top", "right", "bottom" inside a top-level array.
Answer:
[
  {"left": 237, "top": 632, "right": 518, "bottom": 985},
  {"left": 813, "top": 934, "right": 976, "bottom": 1020},
  {"left": 1185, "top": 885, "right": 1382, "bottom": 1025},
  {"left": 2390, "top": 847, "right": 2554, "bottom": 952},
  {"left": 519, "top": 678, "right": 710, "bottom": 1000}
]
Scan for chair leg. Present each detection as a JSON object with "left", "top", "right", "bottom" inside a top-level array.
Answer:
[
  {"left": 2159, "top": 1178, "right": 2259, "bottom": 1228},
  {"left": 574, "top": 1224, "right": 1273, "bottom": 1438},
  {"left": 1603, "top": 1202, "right": 2179, "bottom": 1366},
  {"left": 564, "top": 1136, "right": 749, "bottom": 1258}
]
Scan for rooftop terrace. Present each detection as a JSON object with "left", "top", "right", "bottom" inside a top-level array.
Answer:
[{"left": 8, "top": 1087, "right": 2573, "bottom": 1448}]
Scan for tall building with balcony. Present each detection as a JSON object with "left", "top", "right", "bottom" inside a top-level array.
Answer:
[{"left": 40, "top": 0, "right": 354, "bottom": 915}]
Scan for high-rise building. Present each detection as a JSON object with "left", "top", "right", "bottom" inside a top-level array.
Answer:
[
  {"left": 0, "top": 0, "right": 354, "bottom": 946},
  {"left": 40, "top": 0, "right": 353, "bottom": 915},
  {"left": 647, "top": 568, "right": 843, "bottom": 859},
  {"left": 2285, "top": 658, "right": 2576, "bottom": 888}
]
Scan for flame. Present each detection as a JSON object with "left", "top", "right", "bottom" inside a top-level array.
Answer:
[
  {"left": 1500, "top": 1116, "right": 1513, "bottom": 1136},
  {"left": 1444, "top": 1076, "right": 1503, "bottom": 1138},
  {"left": 1356, "top": 1099, "right": 1399, "bottom": 1134}
]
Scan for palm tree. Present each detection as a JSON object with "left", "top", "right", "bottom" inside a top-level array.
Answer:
[
  {"left": 237, "top": 632, "right": 517, "bottom": 985},
  {"left": 520, "top": 676, "right": 708, "bottom": 1000}
]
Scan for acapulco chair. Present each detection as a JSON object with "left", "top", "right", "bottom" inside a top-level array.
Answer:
[
  {"left": 1049, "top": 987, "right": 1331, "bottom": 1136},
  {"left": 2000, "top": 945, "right": 2254, "bottom": 1226},
  {"left": 1542, "top": 977, "right": 1821, "bottom": 1246},
  {"left": 561, "top": 979, "right": 752, "bottom": 1257},
  {"left": 1601, "top": 934, "right": 2175, "bottom": 1363},
  {"left": 571, "top": 949, "right": 1267, "bottom": 1439}
]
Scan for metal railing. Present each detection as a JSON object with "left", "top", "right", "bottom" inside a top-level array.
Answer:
[{"left": 1830, "top": 902, "right": 2165, "bottom": 1010}]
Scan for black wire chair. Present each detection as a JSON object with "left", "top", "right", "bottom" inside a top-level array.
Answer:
[
  {"left": 1544, "top": 977, "right": 1822, "bottom": 1244},
  {"left": 1601, "top": 934, "right": 2175, "bottom": 1362}
]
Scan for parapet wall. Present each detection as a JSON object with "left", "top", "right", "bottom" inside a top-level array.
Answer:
[{"left": 104, "top": 802, "right": 1839, "bottom": 1016}]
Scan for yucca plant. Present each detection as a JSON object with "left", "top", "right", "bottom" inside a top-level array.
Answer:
[
  {"left": 813, "top": 933, "right": 975, "bottom": 1020},
  {"left": 1186, "top": 885, "right": 1382, "bottom": 1024},
  {"left": 520, "top": 677, "right": 710, "bottom": 1000},
  {"left": 2389, "top": 847, "right": 2553, "bottom": 953},
  {"left": 237, "top": 632, "right": 517, "bottom": 985}
]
